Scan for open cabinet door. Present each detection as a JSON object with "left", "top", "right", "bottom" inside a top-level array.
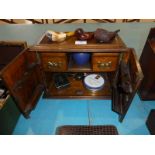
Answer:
[
  {"left": 112, "top": 49, "right": 143, "bottom": 122},
  {"left": 0, "top": 49, "right": 44, "bottom": 118}
]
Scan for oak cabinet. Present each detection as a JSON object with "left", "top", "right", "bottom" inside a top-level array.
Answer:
[{"left": 0, "top": 34, "right": 143, "bottom": 122}]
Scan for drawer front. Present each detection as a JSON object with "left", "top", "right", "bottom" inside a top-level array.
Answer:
[
  {"left": 40, "top": 53, "right": 67, "bottom": 72},
  {"left": 92, "top": 53, "right": 118, "bottom": 72}
]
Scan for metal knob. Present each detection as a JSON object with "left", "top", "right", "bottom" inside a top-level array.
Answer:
[
  {"left": 97, "top": 61, "right": 112, "bottom": 69},
  {"left": 48, "top": 61, "right": 54, "bottom": 68},
  {"left": 48, "top": 61, "right": 62, "bottom": 68}
]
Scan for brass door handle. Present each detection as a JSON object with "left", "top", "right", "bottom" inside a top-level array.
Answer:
[
  {"left": 48, "top": 61, "right": 62, "bottom": 68},
  {"left": 97, "top": 61, "right": 112, "bottom": 68}
]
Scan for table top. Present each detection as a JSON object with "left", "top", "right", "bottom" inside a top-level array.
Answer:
[
  {"left": 30, "top": 32, "right": 127, "bottom": 52},
  {"left": 0, "top": 23, "right": 155, "bottom": 57}
]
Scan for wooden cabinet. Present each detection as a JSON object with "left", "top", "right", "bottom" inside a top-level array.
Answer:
[
  {"left": 146, "top": 109, "right": 155, "bottom": 134},
  {"left": 0, "top": 41, "right": 27, "bottom": 70},
  {"left": 1, "top": 49, "right": 44, "bottom": 118},
  {"left": 0, "top": 34, "right": 143, "bottom": 122},
  {"left": 0, "top": 41, "right": 26, "bottom": 134},
  {"left": 138, "top": 28, "right": 155, "bottom": 100},
  {"left": 0, "top": 41, "right": 27, "bottom": 109}
]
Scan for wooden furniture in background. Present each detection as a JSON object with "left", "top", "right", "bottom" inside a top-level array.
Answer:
[
  {"left": 0, "top": 41, "right": 26, "bottom": 134},
  {"left": 146, "top": 109, "right": 155, "bottom": 134},
  {"left": 0, "top": 41, "right": 27, "bottom": 106},
  {"left": 0, "top": 34, "right": 143, "bottom": 122},
  {"left": 0, "top": 41, "right": 27, "bottom": 70},
  {"left": 138, "top": 28, "right": 155, "bottom": 100}
]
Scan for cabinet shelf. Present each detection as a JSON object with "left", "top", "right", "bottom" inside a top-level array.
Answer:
[{"left": 43, "top": 73, "right": 111, "bottom": 99}]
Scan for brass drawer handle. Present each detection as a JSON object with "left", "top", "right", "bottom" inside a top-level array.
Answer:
[
  {"left": 48, "top": 61, "right": 62, "bottom": 68},
  {"left": 97, "top": 61, "right": 112, "bottom": 69}
]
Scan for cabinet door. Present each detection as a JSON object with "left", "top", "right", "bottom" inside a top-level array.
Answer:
[
  {"left": 0, "top": 49, "right": 44, "bottom": 118},
  {"left": 112, "top": 49, "right": 143, "bottom": 122}
]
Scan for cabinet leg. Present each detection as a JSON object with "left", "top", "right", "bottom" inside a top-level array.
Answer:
[{"left": 118, "top": 114, "right": 124, "bottom": 123}]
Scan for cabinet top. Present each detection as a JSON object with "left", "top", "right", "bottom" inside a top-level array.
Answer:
[{"left": 30, "top": 33, "right": 127, "bottom": 52}]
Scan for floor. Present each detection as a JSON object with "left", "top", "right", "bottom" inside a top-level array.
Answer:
[{"left": 13, "top": 94, "right": 155, "bottom": 135}]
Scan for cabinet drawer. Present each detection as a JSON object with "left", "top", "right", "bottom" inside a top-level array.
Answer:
[
  {"left": 92, "top": 53, "right": 119, "bottom": 72},
  {"left": 40, "top": 53, "right": 67, "bottom": 72}
]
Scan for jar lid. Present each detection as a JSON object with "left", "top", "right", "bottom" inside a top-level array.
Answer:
[{"left": 84, "top": 74, "right": 104, "bottom": 90}]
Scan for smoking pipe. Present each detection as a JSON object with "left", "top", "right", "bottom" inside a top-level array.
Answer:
[
  {"left": 94, "top": 28, "right": 120, "bottom": 43},
  {"left": 75, "top": 28, "right": 93, "bottom": 41}
]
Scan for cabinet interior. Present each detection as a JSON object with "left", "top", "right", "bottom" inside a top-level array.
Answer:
[
  {"left": 67, "top": 53, "right": 92, "bottom": 72},
  {"left": 41, "top": 52, "right": 115, "bottom": 99},
  {"left": 43, "top": 72, "right": 112, "bottom": 99}
]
